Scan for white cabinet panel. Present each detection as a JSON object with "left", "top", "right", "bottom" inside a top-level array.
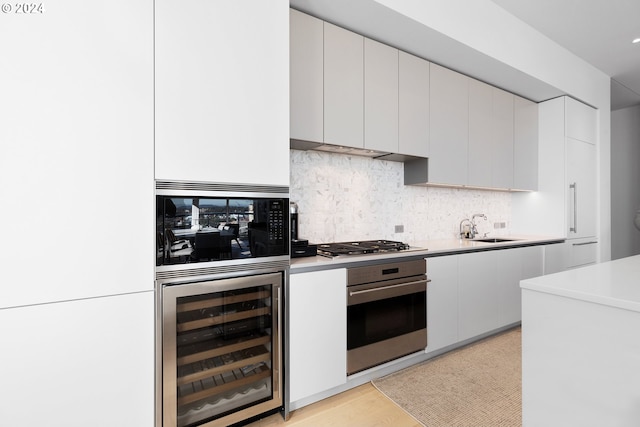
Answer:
[
  {"left": 290, "top": 9, "right": 323, "bottom": 143},
  {"left": 565, "top": 96, "right": 597, "bottom": 144},
  {"left": 289, "top": 269, "right": 347, "bottom": 403},
  {"left": 399, "top": 52, "right": 430, "bottom": 157},
  {"left": 567, "top": 137, "right": 597, "bottom": 239},
  {"left": 458, "top": 251, "right": 499, "bottom": 341},
  {"left": 0, "top": 292, "right": 155, "bottom": 426},
  {"left": 364, "top": 39, "right": 399, "bottom": 153},
  {"left": 491, "top": 88, "right": 515, "bottom": 189},
  {"left": 429, "top": 63, "right": 469, "bottom": 186},
  {"left": 155, "top": 1, "right": 289, "bottom": 185},
  {"left": 498, "top": 249, "right": 523, "bottom": 326},
  {"left": 426, "top": 256, "right": 459, "bottom": 353},
  {"left": 324, "top": 22, "right": 364, "bottom": 149},
  {"left": 514, "top": 96, "right": 539, "bottom": 191},
  {"left": 0, "top": 0, "right": 154, "bottom": 308},
  {"left": 468, "top": 80, "right": 493, "bottom": 188}
]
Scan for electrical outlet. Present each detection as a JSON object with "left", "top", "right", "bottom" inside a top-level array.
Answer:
[
  {"left": 395, "top": 225, "right": 404, "bottom": 233},
  {"left": 493, "top": 222, "right": 506, "bottom": 229}
]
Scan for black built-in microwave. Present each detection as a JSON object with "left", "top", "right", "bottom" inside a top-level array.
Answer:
[{"left": 156, "top": 188, "right": 289, "bottom": 266}]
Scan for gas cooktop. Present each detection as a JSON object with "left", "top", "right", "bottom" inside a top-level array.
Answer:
[{"left": 317, "top": 240, "right": 412, "bottom": 257}]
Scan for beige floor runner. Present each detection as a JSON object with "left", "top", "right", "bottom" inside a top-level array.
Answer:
[{"left": 372, "top": 327, "right": 521, "bottom": 427}]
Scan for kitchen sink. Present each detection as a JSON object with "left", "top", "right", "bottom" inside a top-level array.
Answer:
[{"left": 473, "top": 238, "right": 518, "bottom": 243}]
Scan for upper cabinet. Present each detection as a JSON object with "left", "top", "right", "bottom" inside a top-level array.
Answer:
[
  {"left": 429, "top": 64, "right": 469, "bottom": 186},
  {"left": 491, "top": 88, "right": 515, "bottom": 189},
  {"left": 155, "top": 1, "right": 290, "bottom": 186},
  {"left": 324, "top": 22, "right": 364, "bottom": 149},
  {"left": 565, "top": 97, "right": 597, "bottom": 144},
  {"left": 399, "top": 51, "right": 430, "bottom": 158},
  {"left": 364, "top": 38, "right": 399, "bottom": 153},
  {"left": 290, "top": 9, "right": 323, "bottom": 143},
  {"left": 514, "top": 96, "right": 539, "bottom": 191}
]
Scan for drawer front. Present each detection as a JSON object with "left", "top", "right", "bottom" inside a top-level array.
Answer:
[{"left": 568, "top": 239, "right": 598, "bottom": 268}]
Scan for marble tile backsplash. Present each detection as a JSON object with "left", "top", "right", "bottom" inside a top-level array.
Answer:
[{"left": 290, "top": 149, "right": 512, "bottom": 245}]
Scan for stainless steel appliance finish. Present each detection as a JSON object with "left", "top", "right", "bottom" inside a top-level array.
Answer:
[
  {"left": 160, "top": 271, "right": 284, "bottom": 427},
  {"left": 318, "top": 240, "right": 412, "bottom": 257},
  {"left": 346, "top": 259, "right": 428, "bottom": 375},
  {"left": 156, "top": 181, "right": 290, "bottom": 427}
]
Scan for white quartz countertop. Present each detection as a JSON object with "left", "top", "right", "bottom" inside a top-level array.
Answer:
[
  {"left": 521, "top": 254, "right": 640, "bottom": 313},
  {"left": 291, "top": 234, "right": 564, "bottom": 273}
]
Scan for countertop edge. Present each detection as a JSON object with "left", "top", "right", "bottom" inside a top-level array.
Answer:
[{"left": 290, "top": 236, "right": 564, "bottom": 274}]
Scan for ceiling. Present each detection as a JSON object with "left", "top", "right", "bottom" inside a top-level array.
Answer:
[
  {"left": 290, "top": 0, "right": 640, "bottom": 111},
  {"left": 491, "top": 0, "right": 640, "bottom": 110}
]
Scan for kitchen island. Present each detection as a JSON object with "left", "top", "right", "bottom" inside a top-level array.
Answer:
[{"left": 521, "top": 254, "right": 640, "bottom": 427}]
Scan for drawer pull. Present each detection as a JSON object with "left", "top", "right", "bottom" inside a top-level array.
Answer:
[{"left": 572, "top": 241, "right": 598, "bottom": 246}]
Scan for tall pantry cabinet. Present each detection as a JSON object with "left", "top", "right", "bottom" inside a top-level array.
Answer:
[
  {"left": 0, "top": 0, "right": 155, "bottom": 425},
  {"left": 513, "top": 96, "right": 598, "bottom": 272}
]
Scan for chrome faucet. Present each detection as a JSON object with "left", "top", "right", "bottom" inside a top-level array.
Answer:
[
  {"left": 459, "top": 218, "right": 472, "bottom": 239},
  {"left": 471, "top": 213, "right": 487, "bottom": 238}
]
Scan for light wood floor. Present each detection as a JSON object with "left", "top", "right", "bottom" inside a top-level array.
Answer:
[{"left": 245, "top": 383, "right": 421, "bottom": 427}]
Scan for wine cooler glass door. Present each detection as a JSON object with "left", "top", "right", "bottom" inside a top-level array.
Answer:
[{"left": 162, "top": 272, "right": 282, "bottom": 427}]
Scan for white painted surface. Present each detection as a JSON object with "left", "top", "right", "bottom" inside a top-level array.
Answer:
[
  {"left": 522, "top": 255, "right": 640, "bottom": 426},
  {"left": 289, "top": 269, "right": 347, "bottom": 403},
  {"left": 426, "top": 255, "right": 459, "bottom": 353},
  {"left": 611, "top": 105, "right": 640, "bottom": 260},
  {"left": 0, "top": 0, "right": 154, "bottom": 308},
  {"left": 290, "top": 9, "right": 324, "bottom": 143},
  {"left": 398, "top": 51, "right": 430, "bottom": 157},
  {"left": 155, "top": 0, "right": 289, "bottom": 186},
  {"left": 513, "top": 96, "right": 538, "bottom": 191},
  {"left": 0, "top": 292, "right": 155, "bottom": 427}
]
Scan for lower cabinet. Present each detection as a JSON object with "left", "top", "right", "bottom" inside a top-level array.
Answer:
[
  {"left": 428, "top": 246, "right": 544, "bottom": 351},
  {"left": 289, "top": 269, "right": 347, "bottom": 403},
  {"left": 544, "top": 238, "right": 598, "bottom": 274},
  {"left": 0, "top": 292, "right": 155, "bottom": 426}
]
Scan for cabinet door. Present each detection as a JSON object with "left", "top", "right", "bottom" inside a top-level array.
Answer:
[
  {"left": 1, "top": 0, "right": 153, "bottom": 308},
  {"left": 324, "top": 22, "right": 364, "bottom": 149},
  {"left": 290, "top": 9, "right": 323, "bottom": 143},
  {"left": 468, "top": 79, "right": 493, "bottom": 188},
  {"left": 567, "top": 138, "right": 597, "bottom": 239},
  {"left": 155, "top": 1, "right": 289, "bottom": 185},
  {"left": 426, "top": 256, "right": 459, "bottom": 353},
  {"left": 429, "top": 63, "right": 469, "bottom": 185},
  {"left": 514, "top": 96, "right": 539, "bottom": 191},
  {"left": 458, "top": 251, "right": 499, "bottom": 341},
  {"left": 497, "top": 248, "right": 523, "bottom": 326},
  {"left": 492, "top": 88, "right": 515, "bottom": 189},
  {"left": 0, "top": 293, "right": 154, "bottom": 426},
  {"left": 565, "top": 97, "right": 597, "bottom": 144},
  {"left": 364, "top": 38, "right": 399, "bottom": 153},
  {"left": 399, "top": 51, "right": 430, "bottom": 157},
  {"left": 289, "top": 269, "right": 347, "bottom": 403}
]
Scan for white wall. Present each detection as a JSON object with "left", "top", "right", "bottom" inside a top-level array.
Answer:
[
  {"left": 372, "top": 0, "right": 612, "bottom": 261},
  {"left": 291, "top": 149, "right": 512, "bottom": 244},
  {"left": 611, "top": 105, "right": 640, "bottom": 260}
]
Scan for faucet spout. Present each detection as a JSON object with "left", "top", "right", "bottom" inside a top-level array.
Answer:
[
  {"left": 470, "top": 214, "right": 487, "bottom": 239},
  {"left": 459, "top": 218, "right": 472, "bottom": 239}
]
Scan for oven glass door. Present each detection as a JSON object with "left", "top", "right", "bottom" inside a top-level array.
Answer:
[
  {"left": 347, "top": 285, "right": 426, "bottom": 350},
  {"left": 162, "top": 273, "right": 282, "bottom": 427}
]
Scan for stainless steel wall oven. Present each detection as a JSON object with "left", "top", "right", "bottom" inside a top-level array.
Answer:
[
  {"left": 156, "top": 181, "right": 289, "bottom": 427},
  {"left": 346, "top": 259, "right": 428, "bottom": 375}
]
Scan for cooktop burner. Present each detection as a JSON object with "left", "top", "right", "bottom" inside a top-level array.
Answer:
[{"left": 317, "top": 240, "right": 411, "bottom": 257}]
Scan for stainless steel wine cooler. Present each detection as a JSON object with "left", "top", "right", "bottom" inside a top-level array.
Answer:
[{"left": 159, "top": 271, "right": 284, "bottom": 427}]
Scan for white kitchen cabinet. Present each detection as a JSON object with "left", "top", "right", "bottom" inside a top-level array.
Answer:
[
  {"left": 324, "top": 22, "right": 364, "bottom": 149},
  {"left": 512, "top": 96, "right": 598, "bottom": 262},
  {"left": 289, "top": 269, "right": 347, "bottom": 403},
  {"left": 155, "top": 0, "right": 289, "bottom": 186},
  {"left": 468, "top": 80, "right": 494, "bottom": 188},
  {"left": 565, "top": 96, "right": 597, "bottom": 144},
  {"left": 458, "top": 251, "right": 500, "bottom": 341},
  {"left": 514, "top": 96, "right": 539, "bottom": 191},
  {"left": 290, "top": 9, "right": 323, "bottom": 143},
  {"left": 0, "top": 292, "right": 155, "bottom": 426},
  {"left": 426, "top": 256, "right": 459, "bottom": 353},
  {"left": 364, "top": 38, "right": 399, "bottom": 153},
  {"left": 399, "top": 52, "right": 430, "bottom": 157},
  {"left": 491, "top": 88, "right": 515, "bottom": 189},
  {"left": 0, "top": 0, "right": 154, "bottom": 308},
  {"left": 545, "top": 238, "right": 599, "bottom": 274},
  {"left": 468, "top": 83, "right": 514, "bottom": 189},
  {"left": 567, "top": 137, "right": 597, "bottom": 239},
  {"left": 500, "top": 246, "right": 543, "bottom": 325},
  {"left": 429, "top": 64, "right": 469, "bottom": 186}
]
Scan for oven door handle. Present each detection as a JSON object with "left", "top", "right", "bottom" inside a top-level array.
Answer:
[{"left": 348, "top": 278, "right": 430, "bottom": 298}]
